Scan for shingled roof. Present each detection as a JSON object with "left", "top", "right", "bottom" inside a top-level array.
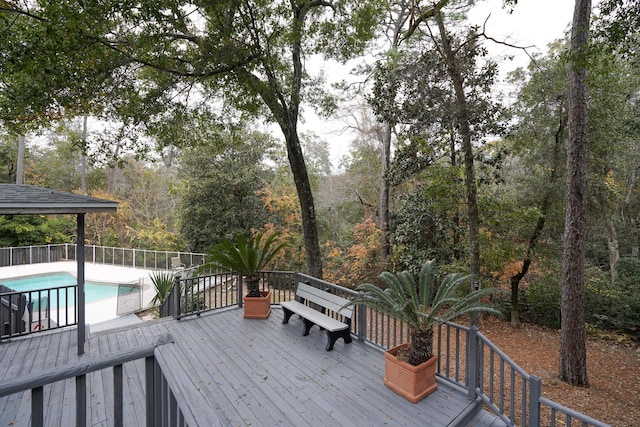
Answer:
[{"left": 0, "top": 184, "right": 118, "bottom": 214}]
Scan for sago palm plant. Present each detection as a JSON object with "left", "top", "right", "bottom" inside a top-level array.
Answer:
[
  {"left": 149, "top": 270, "right": 175, "bottom": 307},
  {"left": 203, "top": 231, "right": 288, "bottom": 297},
  {"left": 349, "top": 259, "right": 500, "bottom": 366}
]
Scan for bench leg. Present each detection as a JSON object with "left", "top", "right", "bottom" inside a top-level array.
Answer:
[
  {"left": 282, "top": 307, "right": 295, "bottom": 324},
  {"left": 302, "top": 318, "right": 315, "bottom": 336},
  {"left": 325, "top": 329, "right": 352, "bottom": 351}
]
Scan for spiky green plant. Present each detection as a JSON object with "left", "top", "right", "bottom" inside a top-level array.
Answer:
[
  {"left": 347, "top": 259, "right": 501, "bottom": 365},
  {"left": 149, "top": 270, "right": 175, "bottom": 307},
  {"left": 202, "top": 231, "right": 289, "bottom": 297}
]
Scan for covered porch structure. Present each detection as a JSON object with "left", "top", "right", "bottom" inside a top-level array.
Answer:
[{"left": 0, "top": 184, "right": 118, "bottom": 354}]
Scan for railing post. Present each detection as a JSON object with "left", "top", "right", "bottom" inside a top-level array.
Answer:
[
  {"left": 237, "top": 274, "right": 243, "bottom": 308},
  {"left": 172, "top": 276, "right": 181, "bottom": 318},
  {"left": 467, "top": 326, "right": 479, "bottom": 399},
  {"left": 114, "top": 364, "right": 123, "bottom": 427},
  {"left": 76, "top": 373, "right": 87, "bottom": 427},
  {"left": 145, "top": 355, "right": 155, "bottom": 427},
  {"left": 32, "top": 386, "right": 44, "bottom": 427},
  {"left": 357, "top": 299, "right": 366, "bottom": 342},
  {"left": 529, "top": 375, "right": 541, "bottom": 427}
]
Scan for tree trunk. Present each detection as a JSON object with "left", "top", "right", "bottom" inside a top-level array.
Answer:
[
  {"left": 434, "top": 9, "right": 481, "bottom": 326},
  {"left": 449, "top": 128, "right": 463, "bottom": 261},
  {"left": 408, "top": 327, "right": 434, "bottom": 365},
  {"left": 284, "top": 127, "right": 323, "bottom": 279},
  {"left": 276, "top": 4, "right": 322, "bottom": 279},
  {"left": 80, "top": 116, "right": 88, "bottom": 194},
  {"left": 631, "top": 217, "right": 639, "bottom": 258},
  {"left": 605, "top": 219, "right": 620, "bottom": 285},
  {"left": 380, "top": 122, "right": 391, "bottom": 268},
  {"left": 559, "top": 0, "right": 591, "bottom": 388},
  {"left": 378, "top": 4, "right": 410, "bottom": 269},
  {"left": 510, "top": 110, "right": 565, "bottom": 328},
  {"left": 625, "top": 166, "right": 639, "bottom": 258},
  {"left": 16, "top": 135, "right": 25, "bottom": 185}
]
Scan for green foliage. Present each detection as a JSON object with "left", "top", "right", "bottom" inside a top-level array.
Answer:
[
  {"left": 584, "top": 260, "right": 640, "bottom": 338},
  {"left": 202, "top": 230, "right": 289, "bottom": 297},
  {"left": 149, "top": 270, "right": 175, "bottom": 307},
  {"left": 499, "top": 259, "right": 640, "bottom": 340},
  {"left": 391, "top": 181, "right": 463, "bottom": 273},
  {"left": 347, "top": 260, "right": 501, "bottom": 365},
  {"left": 521, "top": 275, "right": 562, "bottom": 329},
  {"left": 178, "top": 130, "right": 275, "bottom": 252},
  {"left": 0, "top": 215, "right": 74, "bottom": 247},
  {"left": 0, "top": 134, "right": 20, "bottom": 183}
]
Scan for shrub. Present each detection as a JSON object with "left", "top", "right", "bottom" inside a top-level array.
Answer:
[
  {"left": 584, "top": 259, "right": 640, "bottom": 339},
  {"left": 520, "top": 275, "right": 561, "bottom": 329}
]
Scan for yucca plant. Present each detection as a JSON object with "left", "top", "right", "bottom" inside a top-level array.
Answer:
[
  {"left": 203, "top": 231, "right": 289, "bottom": 297},
  {"left": 348, "top": 259, "right": 500, "bottom": 366},
  {"left": 149, "top": 270, "right": 175, "bottom": 307}
]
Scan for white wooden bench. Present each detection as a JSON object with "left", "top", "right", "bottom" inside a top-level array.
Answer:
[{"left": 281, "top": 282, "right": 353, "bottom": 351}]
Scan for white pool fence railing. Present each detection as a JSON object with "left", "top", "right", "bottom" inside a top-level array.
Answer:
[{"left": 0, "top": 244, "right": 206, "bottom": 271}]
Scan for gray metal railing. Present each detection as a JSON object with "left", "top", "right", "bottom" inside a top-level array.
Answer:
[
  {"left": 0, "top": 244, "right": 206, "bottom": 270},
  {"left": 160, "top": 270, "right": 297, "bottom": 318},
  {"left": 1, "top": 285, "right": 78, "bottom": 339},
  {"left": 158, "top": 269, "right": 610, "bottom": 427},
  {"left": 0, "top": 334, "right": 199, "bottom": 427}
]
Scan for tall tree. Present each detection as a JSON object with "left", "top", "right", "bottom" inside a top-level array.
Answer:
[
  {"left": 0, "top": 1, "right": 382, "bottom": 278},
  {"left": 559, "top": 0, "right": 591, "bottom": 387},
  {"left": 378, "top": 2, "right": 413, "bottom": 268},
  {"left": 505, "top": 48, "right": 570, "bottom": 327},
  {"left": 179, "top": 129, "right": 276, "bottom": 252},
  {"left": 372, "top": 1, "right": 503, "bottom": 323}
]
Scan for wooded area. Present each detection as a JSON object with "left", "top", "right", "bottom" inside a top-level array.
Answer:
[{"left": 1, "top": 0, "right": 639, "bottom": 387}]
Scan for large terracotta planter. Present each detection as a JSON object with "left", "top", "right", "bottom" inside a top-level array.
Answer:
[
  {"left": 243, "top": 290, "right": 272, "bottom": 319},
  {"left": 384, "top": 343, "right": 438, "bottom": 403}
]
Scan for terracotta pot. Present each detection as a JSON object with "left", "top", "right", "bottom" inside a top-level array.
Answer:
[
  {"left": 243, "top": 290, "right": 272, "bottom": 319},
  {"left": 383, "top": 343, "right": 438, "bottom": 403}
]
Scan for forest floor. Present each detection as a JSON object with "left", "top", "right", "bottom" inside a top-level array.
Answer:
[{"left": 480, "top": 316, "right": 639, "bottom": 427}]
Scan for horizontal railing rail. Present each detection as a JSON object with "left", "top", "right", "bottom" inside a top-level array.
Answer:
[
  {"left": 0, "top": 244, "right": 206, "bottom": 271},
  {"left": 0, "top": 334, "right": 198, "bottom": 427},
  {"left": 539, "top": 396, "right": 611, "bottom": 427}
]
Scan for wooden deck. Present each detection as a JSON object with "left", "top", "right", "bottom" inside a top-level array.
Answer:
[{"left": 0, "top": 307, "right": 506, "bottom": 426}]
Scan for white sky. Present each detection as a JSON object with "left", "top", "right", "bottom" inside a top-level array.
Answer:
[{"left": 306, "top": 0, "right": 582, "bottom": 168}]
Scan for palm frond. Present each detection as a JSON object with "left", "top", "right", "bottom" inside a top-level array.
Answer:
[{"left": 344, "top": 260, "right": 503, "bottom": 365}]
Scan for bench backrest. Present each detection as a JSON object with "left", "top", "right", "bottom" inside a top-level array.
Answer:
[{"left": 295, "top": 282, "right": 353, "bottom": 319}]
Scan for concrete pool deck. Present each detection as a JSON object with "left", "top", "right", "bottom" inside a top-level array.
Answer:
[{"left": 0, "top": 261, "right": 158, "bottom": 325}]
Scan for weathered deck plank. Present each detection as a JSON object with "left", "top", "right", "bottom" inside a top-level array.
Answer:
[{"left": 0, "top": 306, "right": 503, "bottom": 426}]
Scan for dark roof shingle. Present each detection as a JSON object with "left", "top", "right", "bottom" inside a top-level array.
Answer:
[{"left": 0, "top": 184, "right": 118, "bottom": 214}]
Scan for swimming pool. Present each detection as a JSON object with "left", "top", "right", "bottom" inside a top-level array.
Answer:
[{"left": 0, "top": 273, "right": 139, "bottom": 306}]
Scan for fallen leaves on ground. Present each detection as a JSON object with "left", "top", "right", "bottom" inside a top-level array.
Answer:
[{"left": 480, "top": 316, "right": 639, "bottom": 427}]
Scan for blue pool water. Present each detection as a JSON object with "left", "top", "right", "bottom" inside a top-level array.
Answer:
[{"left": 0, "top": 273, "right": 137, "bottom": 307}]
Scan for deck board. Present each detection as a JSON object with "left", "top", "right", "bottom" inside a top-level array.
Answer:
[{"left": 0, "top": 306, "right": 504, "bottom": 426}]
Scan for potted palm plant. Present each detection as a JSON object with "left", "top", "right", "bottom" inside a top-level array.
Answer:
[
  {"left": 204, "top": 230, "right": 288, "bottom": 319},
  {"left": 347, "top": 259, "right": 499, "bottom": 403}
]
